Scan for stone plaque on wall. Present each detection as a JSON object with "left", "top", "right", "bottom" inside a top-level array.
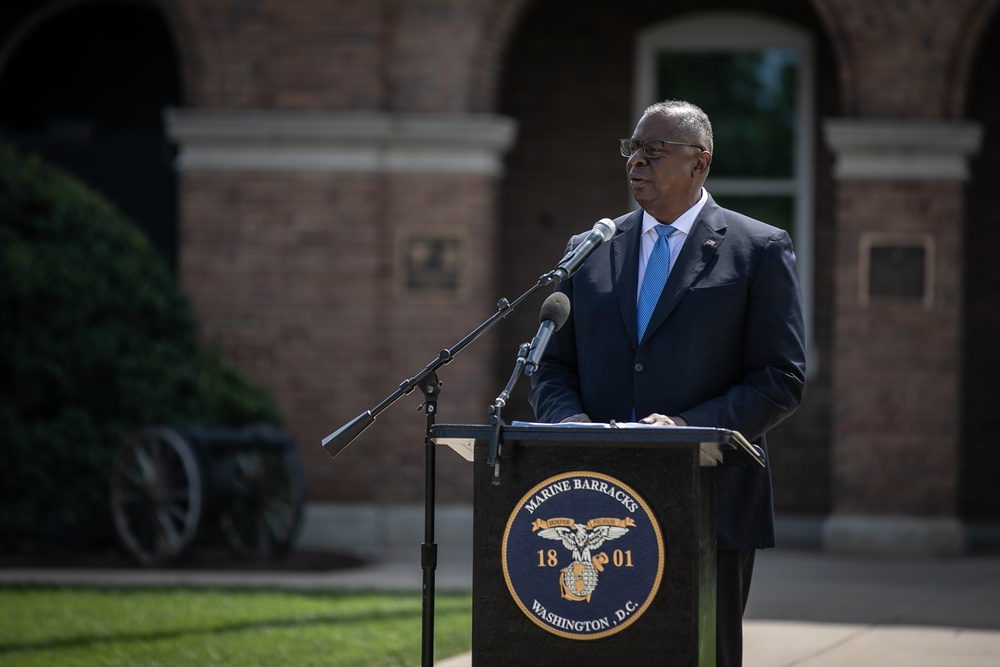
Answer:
[
  {"left": 859, "top": 233, "right": 934, "bottom": 308},
  {"left": 396, "top": 228, "right": 466, "bottom": 298}
]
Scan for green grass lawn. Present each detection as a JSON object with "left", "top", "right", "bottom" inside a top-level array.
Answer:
[{"left": 0, "top": 585, "right": 472, "bottom": 667}]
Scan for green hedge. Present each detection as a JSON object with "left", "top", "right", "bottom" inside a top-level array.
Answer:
[{"left": 0, "top": 145, "right": 282, "bottom": 550}]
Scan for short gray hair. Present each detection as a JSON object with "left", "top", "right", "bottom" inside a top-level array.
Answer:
[{"left": 643, "top": 100, "right": 713, "bottom": 154}]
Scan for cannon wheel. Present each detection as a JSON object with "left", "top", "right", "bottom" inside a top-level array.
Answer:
[
  {"left": 216, "top": 445, "right": 304, "bottom": 559},
  {"left": 110, "top": 427, "right": 203, "bottom": 567}
]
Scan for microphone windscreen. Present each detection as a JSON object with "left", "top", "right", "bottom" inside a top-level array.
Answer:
[
  {"left": 594, "top": 218, "right": 617, "bottom": 241},
  {"left": 539, "top": 292, "right": 571, "bottom": 330}
]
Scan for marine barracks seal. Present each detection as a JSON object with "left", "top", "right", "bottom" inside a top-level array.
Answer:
[{"left": 501, "top": 471, "right": 665, "bottom": 640}]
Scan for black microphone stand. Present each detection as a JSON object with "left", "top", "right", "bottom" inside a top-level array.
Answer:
[
  {"left": 321, "top": 268, "right": 560, "bottom": 667},
  {"left": 487, "top": 342, "right": 530, "bottom": 486}
]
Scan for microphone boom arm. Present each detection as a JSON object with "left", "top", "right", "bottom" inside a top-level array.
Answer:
[{"left": 321, "top": 272, "right": 557, "bottom": 458}]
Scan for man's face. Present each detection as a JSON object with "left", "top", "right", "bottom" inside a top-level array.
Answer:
[{"left": 625, "top": 113, "right": 711, "bottom": 223}]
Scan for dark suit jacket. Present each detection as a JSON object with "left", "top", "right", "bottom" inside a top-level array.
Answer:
[{"left": 529, "top": 195, "right": 807, "bottom": 550}]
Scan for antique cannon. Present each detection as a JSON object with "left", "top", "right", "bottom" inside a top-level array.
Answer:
[{"left": 109, "top": 424, "right": 304, "bottom": 567}]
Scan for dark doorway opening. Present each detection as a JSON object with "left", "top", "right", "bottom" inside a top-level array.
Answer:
[
  {"left": 0, "top": 1, "right": 182, "bottom": 269},
  {"left": 962, "top": 9, "right": 1000, "bottom": 528}
]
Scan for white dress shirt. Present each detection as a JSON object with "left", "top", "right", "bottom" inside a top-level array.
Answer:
[{"left": 637, "top": 188, "right": 709, "bottom": 298}]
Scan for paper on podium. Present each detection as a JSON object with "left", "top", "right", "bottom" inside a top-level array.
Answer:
[
  {"left": 511, "top": 420, "right": 723, "bottom": 465},
  {"left": 434, "top": 423, "right": 733, "bottom": 465},
  {"left": 511, "top": 420, "right": 668, "bottom": 428}
]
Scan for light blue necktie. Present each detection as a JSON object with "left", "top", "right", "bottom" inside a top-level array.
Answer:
[{"left": 636, "top": 224, "right": 677, "bottom": 345}]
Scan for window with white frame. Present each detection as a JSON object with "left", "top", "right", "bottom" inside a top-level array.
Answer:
[{"left": 634, "top": 11, "right": 815, "bottom": 363}]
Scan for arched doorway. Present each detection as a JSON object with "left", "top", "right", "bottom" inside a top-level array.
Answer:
[
  {"left": 496, "top": 0, "right": 837, "bottom": 518},
  {"left": 0, "top": 0, "right": 181, "bottom": 268}
]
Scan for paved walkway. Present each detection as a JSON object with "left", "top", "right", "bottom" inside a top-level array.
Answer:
[
  {"left": 3, "top": 547, "right": 1000, "bottom": 666},
  {"left": 742, "top": 549, "right": 1000, "bottom": 667}
]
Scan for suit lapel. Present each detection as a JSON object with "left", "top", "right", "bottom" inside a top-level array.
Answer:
[
  {"left": 612, "top": 210, "right": 643, "bottom": 349},
  {"left": 639, "top": 201, "right": 727, "bottom": 345}
]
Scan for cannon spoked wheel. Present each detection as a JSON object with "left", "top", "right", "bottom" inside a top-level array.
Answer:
[
  {"left": 216, "top": 444, "right": 304, "bottom": 559},
  {"left": 110, "top": 427, "right": 203, "bottom": 567}
]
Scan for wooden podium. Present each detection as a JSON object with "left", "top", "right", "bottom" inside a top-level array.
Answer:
[{"left": 431, "top": 423, "right": 763, "bottom": 667}]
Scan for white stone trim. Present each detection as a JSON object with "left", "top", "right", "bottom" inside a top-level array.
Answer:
[
  {"left": 295, "top": 502, "right": 473, "bottom": 561},
  {"left": 822, "top": 514, "right": 965, "bottom": 557},
  {"left": 165, "top": 109, "right": 518, "bottom": 175},
  {"left": 824, "top": 119, "right": 983, "bottom": 181}
]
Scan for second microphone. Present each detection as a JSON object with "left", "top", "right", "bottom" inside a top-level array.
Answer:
[{"left": 523, "top": 291, "right": 571, "bottom": 377}]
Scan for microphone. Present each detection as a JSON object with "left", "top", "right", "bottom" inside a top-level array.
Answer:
[
  {"left": 523, "top": 292, "right": 571, "bottom": 377},
  {"left": 551, "top": 218, "right": 616, "bottom": 282}
]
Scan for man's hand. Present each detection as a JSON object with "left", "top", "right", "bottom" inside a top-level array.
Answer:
[
  {"left": 560, "top": 413, "right": 592, "bottom": 423},
  {"left": 638, "top": 413, "right": 688, "bottom": 426}
]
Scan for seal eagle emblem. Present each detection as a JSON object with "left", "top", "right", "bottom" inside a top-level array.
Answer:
[
  {"left": 533, "top": 517, "right": 635, "bottom": 602},
  {"left": 502, "top": 471, "right": 665, "bottom": 640}
]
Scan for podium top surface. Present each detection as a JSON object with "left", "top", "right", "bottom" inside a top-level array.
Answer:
[{"left": 430, "top": 422, "right": 764, "bottom": 467}]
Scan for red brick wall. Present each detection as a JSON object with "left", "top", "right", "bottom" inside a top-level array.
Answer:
[
  {"left": 180, "top": 169, "right": 499, "bottom": 504},
  {"left": 167, "top": 0, "right": 530, "bottom": 113},
  {"left": 170, "top": 0, "right": 387, "bottom": 109},
  {"left": 812, "top": 0, "right": 985, "bottom": 117},
  {"left": 831, "top": 181, "right": 963, "bottom": 515},
  {"left": 385, "top": 0, "right": 528, "bottom": 112}
]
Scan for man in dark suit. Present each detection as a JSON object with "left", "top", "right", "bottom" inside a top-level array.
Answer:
[{"left": 529, "top": 99, "right": 807, "bottom": 666}]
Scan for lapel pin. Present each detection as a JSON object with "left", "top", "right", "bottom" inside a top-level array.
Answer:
[{"left": 704, "top": 240, "right": 717, "bottom": 247}]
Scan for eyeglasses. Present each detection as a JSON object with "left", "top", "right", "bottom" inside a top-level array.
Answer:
[{"left": 619, "top": 138, "right": 706, "bottom": 159}]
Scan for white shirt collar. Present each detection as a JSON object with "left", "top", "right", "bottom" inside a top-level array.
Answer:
[{"left": 640, "top": 188, "right": 709, "bottom": 237}]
